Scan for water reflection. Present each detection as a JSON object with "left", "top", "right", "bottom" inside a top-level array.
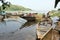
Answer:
[
  {"left": 0, "top": 17, "right": 27, "bottom": 34},
  {"left": 0, "top": 21, "right": 21, "bottom": 34},
  {"left": 0, "top": 21, "right": 36, "bottom": 40},
  {"left": 20, "top": 21, "right": 37, "bottom": 29},
  {"left": 0, "top": 16, "right": 59, "bottom": 40}
]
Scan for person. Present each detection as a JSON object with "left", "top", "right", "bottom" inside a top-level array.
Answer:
[
  {"left": 47, "top": 11, "right": 50, "bottom": 17},
  {"left": 36, "top": 23, "right": 40, "bottom": 30},
  {"left": 47, "top": 16, "right": 52, "bottom": 26},
  {"left": 36, "top": 23, "right": 41, "bottom": 40},
  {"left": 56, "top": 16, "right": 60, "bottom": 27},
  {"left": 58, "top": 16, "right": 60, "bottom": 21},
  {"left": 41, "top": 14, "right": 46, "bottom": 25},
  {"left": 54, "top": 16, "right": 60, "bottom": 40}
]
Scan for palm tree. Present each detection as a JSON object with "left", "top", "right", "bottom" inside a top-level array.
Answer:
[
  {"left": 54, "top": 0, "right": 60, "bottom": 8},
  {"left": 0, "top": 0, "right": 11, "bottom": 21},
  {"left": 0, "top": 0, "right": 10, "bottom": 10}
]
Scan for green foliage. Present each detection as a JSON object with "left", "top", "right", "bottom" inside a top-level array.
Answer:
[
  {"left": 50, "top": 11, "right": 60, "bottom": 17},
  {"left": 58, "top": 8, "right": 60, "bottom": 11},
  {"left": 4, "top": 5, "right": 31, "bottom": 11}
]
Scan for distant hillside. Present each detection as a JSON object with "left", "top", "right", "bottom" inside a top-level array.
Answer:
[{"left": 4, "top": 5, "right": 32, "bottom": 11}]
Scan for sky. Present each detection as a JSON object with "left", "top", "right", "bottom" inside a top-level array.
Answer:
[{"left": 0, "top": 0, "right": 60, "bottom": 13}]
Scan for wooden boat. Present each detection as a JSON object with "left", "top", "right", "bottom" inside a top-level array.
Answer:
[
  {"left": 21, "top": 16, "right": 36, "bottom": 22},
  {"left": 36, "top": 23, "right": 52, "bottom": 40}
]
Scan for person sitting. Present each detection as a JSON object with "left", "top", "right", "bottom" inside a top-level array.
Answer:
[{"left": 41, "top": 14, "right": 46, "bottom": 25}]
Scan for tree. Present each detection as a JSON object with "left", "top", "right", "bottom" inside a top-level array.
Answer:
[
  {"left": 0, "top": 0, "right": 11, "bottom": 10},
  {"left": 54, "top": 0, "right": 60, "bottom": 8},
  {"left": 58, "top": 8, "right": 60, "bottom": 11}
]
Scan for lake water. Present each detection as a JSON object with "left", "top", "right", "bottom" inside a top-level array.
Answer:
[
  {"left": 0, "top": 18, "right": 27, "bottom": 35},
  {"left": 0, "top": 16, "right": 59, "bottom": 40},
  {"left": 0, "top": 21, "right": 36, "bottom": 40},
  {"left": 0, "top": 21, "right": 20, "bottom": 34}
]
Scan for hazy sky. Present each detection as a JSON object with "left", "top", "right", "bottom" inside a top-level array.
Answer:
[{"left": 0, "top": 0, "right": 60, "bottom": 13}]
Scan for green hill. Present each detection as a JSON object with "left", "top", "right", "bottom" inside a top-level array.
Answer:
[{"left": 4, "top": 5, "right": 32, "bottom": 11}]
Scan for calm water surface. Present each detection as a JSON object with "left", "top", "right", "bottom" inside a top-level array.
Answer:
[
  {"left": 0, "top": 16, "right": 58, "bottom": 40},
  {"left": 0, "top": 20, "right": 37, "bottom": 40}
]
